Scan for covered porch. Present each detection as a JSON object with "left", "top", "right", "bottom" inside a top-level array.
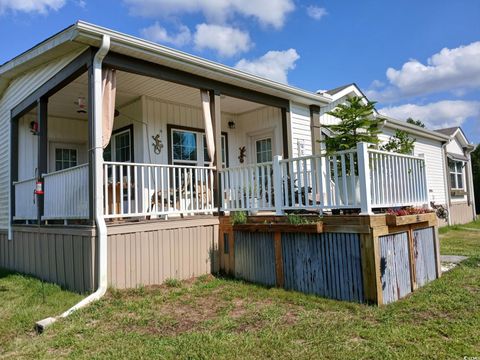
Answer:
[{"left": 11, "top": 49, "right": 429, "bottom": 226}]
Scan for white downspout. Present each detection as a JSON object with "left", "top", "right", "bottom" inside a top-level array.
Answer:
[
  {"left": 441, "top": 140, "right": 452, "bottom": 226},
  {"left": 35, "top": 35, "right": 111, "bottom": 333}
]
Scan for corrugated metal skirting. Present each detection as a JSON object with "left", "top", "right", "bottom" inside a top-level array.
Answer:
[
  {"left": 380, "top": 232, "right": 412, "bottom": 304},
  {"left": 234, "top": 232, "right": 276, "bottom": 287},
  {"left": 413, "top": 227, "right": 437, "bottom": 287},
  {"left": 282, "top": 233, "right": 364, "bottom": 303}
]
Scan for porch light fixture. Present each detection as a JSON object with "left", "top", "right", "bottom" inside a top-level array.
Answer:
[
  {"left": 75, "top": 96, "right": 87, "bottom": 114},
  {"left": 228, "top": 120, "right": 236, "bottom": 129}
]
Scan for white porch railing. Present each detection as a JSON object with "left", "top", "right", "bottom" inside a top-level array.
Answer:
[
  {"left": 369, "top": 150, "right": 428, "bottom": 208},
  {"left": 220, "top": 142, "right": 429, "bottom": 214},
  {"left": 43, "top": 164, "right": 89, "bottom": 220},
  {"left": 103, "top": 162, "right": 215, "bottom": 219},
  {"left": 13, "top": 177, "right": 37, "bottom": 220}
]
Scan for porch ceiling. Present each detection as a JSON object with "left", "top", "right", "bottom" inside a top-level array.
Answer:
[{"left": 46, "top": 70, "right": 265, "bottom": 121}]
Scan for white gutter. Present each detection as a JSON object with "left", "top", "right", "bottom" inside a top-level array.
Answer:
[
  {"left": 35, "top": 35, "right": 110, "bottom": 333},
  {"left": 441, "top": 140, "right": 452, "bottom": 226}
]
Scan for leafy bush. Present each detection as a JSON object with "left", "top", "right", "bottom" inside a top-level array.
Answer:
[{"left": 231, "top": 211, "right": 248, "bottom": 225}]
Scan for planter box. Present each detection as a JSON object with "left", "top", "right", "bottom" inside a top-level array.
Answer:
[
  {"left": 234, "top": 222, "right": 323, "bottom": 233},
  {"left": 386, "top": 212, "right": 436, "bottom": 226}
]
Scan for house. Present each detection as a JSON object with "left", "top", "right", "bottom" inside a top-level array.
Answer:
[
  {"left": 318, "top": 83, "right": 477, "bottom": 226},
  {"left": 0, "top": 22, "right": 465, "bottom": 309}
]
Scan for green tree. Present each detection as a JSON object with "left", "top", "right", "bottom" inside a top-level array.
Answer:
[
  {"left": 472, "top": 144, "right": 480, "bottom": 214},
  {"left": 406, "top": 117, "right": 426, "bottom": 128},
  {"left": 381, "top": 130, "right": 416, "bottom": 154},
  {"left": 323, "top": 96, "right": 382, "bottom": 153}
]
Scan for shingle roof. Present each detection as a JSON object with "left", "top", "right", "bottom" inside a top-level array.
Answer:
[
  {"left": 435, "top": 127, "right": 459, "bottom": 136},
  {"left": 324, "top": 83, "right": 354, "bottom": 95}
]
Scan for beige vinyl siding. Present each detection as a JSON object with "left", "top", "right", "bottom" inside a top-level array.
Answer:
[
  {"left": 0, "top": 48, "right": 87, "bottom": 229},
  {"left": 107, "top": 218, "right": 219, "bottom": 288},
  {"left": 290, "top": 102, "right": 312, "bottom": 158},
  {"left": 379, "top": 128, "right": 447, "bottom": 205},
  {"left": 0, "top": 227, "right": 96, "bottom": 293}
]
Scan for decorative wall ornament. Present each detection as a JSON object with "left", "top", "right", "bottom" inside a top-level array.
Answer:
[
  {"left": 152, "top": 134, "right": 164, "bottom": 155},
  {"left": 238, "top": 146, "right": 246, "bottom": 164}
]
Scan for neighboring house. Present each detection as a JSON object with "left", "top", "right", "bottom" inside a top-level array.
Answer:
[{"left": 0, "top": 22, "right": 471, "bottom": 295}]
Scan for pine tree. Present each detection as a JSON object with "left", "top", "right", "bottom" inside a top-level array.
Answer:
[{"left": 323, "top": 96, "right": 382, "bottom": 153}]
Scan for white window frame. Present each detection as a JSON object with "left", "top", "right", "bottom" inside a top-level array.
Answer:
[
  {"left": 105, "top": 126, "right": 133, "bottom": 163},
  {"left": 449, "top": 159, "right": 465, "bottom": 190},
  {"left": 170, "top": 127, "right": 227, "bottom": 168},
  {"left": 49, "top": 142, "right": 83, "bottom": 173}
]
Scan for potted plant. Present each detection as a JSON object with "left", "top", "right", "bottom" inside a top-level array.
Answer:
[{"left": 385, "top": 207, "right": 436, "bottom": 226}]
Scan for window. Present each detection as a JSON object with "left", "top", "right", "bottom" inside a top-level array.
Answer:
[
  {"left": 104, "top": 126, "right": 133, "bottom": 163},
  {"left": 256, "top": 138, "right": 273, "bottom": 163},
  {"left": 203, "top": 135, "right": 226, "bottom": 167},
  {"left": 55, "top": 148, "right": 77, "bottom": 171},
  {"left": 170, "top": 126, "right": 227, "bottom": 168},
  {"left": 449, "top": 159, "right": 464, "bottom": 190}
]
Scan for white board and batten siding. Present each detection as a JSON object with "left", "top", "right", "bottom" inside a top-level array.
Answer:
[
  {"left": 289, "top": 102, "right": 313, "bottom": 158},
  {"left": 378, "top": 128, "right": 446, "bottom": 205},
  {"left": 140, "top": 95, "right": 284, "bottom": 168},
  {"left": 0, "top": 48, "right": 87, "bottom": 229}
]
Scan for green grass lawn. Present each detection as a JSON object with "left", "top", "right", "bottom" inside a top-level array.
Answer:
[{"left": 0, "top": 222, "right": 479, "bottom": 359}]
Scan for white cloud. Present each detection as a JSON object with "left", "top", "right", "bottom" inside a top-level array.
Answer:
[
  {"left": 193, "top": 23, "right": 251, "bottom": 57},
  {"left": 124, "top": 0, "right": 294, "bottom": 28},
  {"left": 0, "top": 0, "right": 65, "bottom": 14},
  {"left": 306, "top": 5, "right": 327, "bottom": 20},
  {"left": 235, "top": 48, "right": 300, "bottom": 84},
  {"left": 141, "top": 22, "right": 191, "bottom": 47},
  {"left": 367, "top": 42, "right": 480, "bottom": 102},
  {"left": 379, "top": 100, "right": 480, "bottom": 129}
]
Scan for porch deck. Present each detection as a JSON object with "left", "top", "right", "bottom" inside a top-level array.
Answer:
[{"left": 13, "top": 142, "right": 429, "bottom": 223}]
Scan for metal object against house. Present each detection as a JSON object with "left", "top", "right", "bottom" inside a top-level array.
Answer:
[{"left": 152, "top": 134, "right": 163, "bottom": 155}]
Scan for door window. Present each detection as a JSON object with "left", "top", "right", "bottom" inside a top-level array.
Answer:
[{"left": 256, "top": 138, "right": 273, "bottom": 163}]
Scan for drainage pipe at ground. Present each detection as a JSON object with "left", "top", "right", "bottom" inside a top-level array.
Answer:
[{"left": 35, "top": 35, "right": 110, "bottom": 333}]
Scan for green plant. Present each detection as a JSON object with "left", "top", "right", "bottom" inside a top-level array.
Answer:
[
  {"left": 285, "top": 213, "right": 310, "bottom": 225},
  {"left": 381, "top": 130, "right": 416, "bottom": 154},
  {"left": 231, "top": 211, "right": 247, "bottom": 225},
  {"left": 285, "top": 214, "right": 322, "bottom": 225},
  {"left": 406, "top": 117, "right": 426, "bottom": 128},
  {"left": 323, "top": 96, "right": 382, "bottom": 153},
  {"left": 164, "top": 278, "right": 182, "bottom": 288}
]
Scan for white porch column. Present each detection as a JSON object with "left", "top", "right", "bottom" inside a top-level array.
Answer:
[{"left": 357, "top": 142, "right": 373, "bottom": 215}]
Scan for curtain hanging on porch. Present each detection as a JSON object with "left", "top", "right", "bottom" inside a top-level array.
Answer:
[
  {"left": 102, "top": 68, "right": 117, "bottom": 149},
  {"left": 200, "top": 90, "right": 215, "bottom": 166}
]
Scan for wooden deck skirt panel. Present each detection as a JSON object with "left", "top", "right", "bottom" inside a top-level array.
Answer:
[
  {"left": 0, "top": 226, "right": 97, "bottom": 293},
  {"left": 0, "top": 217, "right": 219, "bottom": 293},
  {"left": 219, "top": 213, "right": 440, "bottom": 305},
  {"left": 106, "top": 217, "right": 219, "bottom": 289}
]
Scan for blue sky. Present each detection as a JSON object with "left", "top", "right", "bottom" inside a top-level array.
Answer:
[{"left": 1, "top": 0, "right": 479, "bottom": 143}]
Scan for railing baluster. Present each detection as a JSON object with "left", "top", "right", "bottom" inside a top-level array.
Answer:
[
  {"left": 333, "top": 155, "right": 340, "bottom": 206},
  {"left": 349, "top": 153, "right": 356, "bottom": 206},
  {"left": 120, "top": 165, "right": 124, "bottom": 215},
  {"left": 340, "top": 154, "right": 348, "bottom": 206},
  {"left": 267, "top": 164, "right": 272, "bottom": 208},
  {"left": 325, "top": 156, "right": 332, "bottom": 207}
]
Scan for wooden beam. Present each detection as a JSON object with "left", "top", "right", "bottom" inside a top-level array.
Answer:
[
  {"left": 103, "top": 52, "right": 290, "bottom": 110},
  {"left": 281, "top": 108, "right": 290, "bottom": 159},
  {"left": 210, "top": 90, "right": 222, "bottom": 212},
  {"left": 309, "top": 105, "right": 322, "bottom": 155},
  {"left": 11, "top": 48, "right": 95, "bottom": 119},
  {"left": 37, "top": 97, "right": 48, "bottom": 223}
]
